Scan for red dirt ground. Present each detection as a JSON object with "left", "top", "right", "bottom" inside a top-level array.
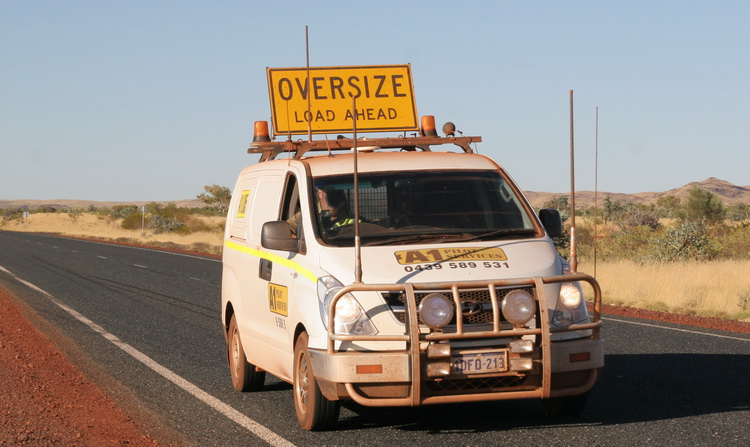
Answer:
[{"left": 0, "top": 287, "right": 160, "bottom": 446}]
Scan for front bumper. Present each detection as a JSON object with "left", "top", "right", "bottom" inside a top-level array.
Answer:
[{"left": 312, "top": 273, "right": 604, "bottom": 406}]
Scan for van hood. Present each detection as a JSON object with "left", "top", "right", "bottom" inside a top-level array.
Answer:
[{"left": 318, "top": 239, "right": 560, "bottom": 286}]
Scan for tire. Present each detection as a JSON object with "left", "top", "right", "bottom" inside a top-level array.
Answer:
[
  {"left": 293, "top": 332, "right": 340, "bottom": 431},
  {"left": 543, "top": 392, "right": 589, "bottom": 417},
  {"left": 227, "top": 315, "right": 265, "bottom": 392}
]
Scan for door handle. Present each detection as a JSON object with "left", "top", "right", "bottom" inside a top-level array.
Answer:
[{"left": 259, "top": 258, "right": 272, "bottom": 281}]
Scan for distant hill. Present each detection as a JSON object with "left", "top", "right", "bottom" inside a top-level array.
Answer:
[
  {"left": 524, "top": 177, "right": 749, "bottom": 209},
  {"left": 2, "top": 178, "right": 747, "bottom": 211}
]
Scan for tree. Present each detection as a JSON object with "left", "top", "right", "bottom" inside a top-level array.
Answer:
[
  {"left": 543, "top": 195, "right": 570, "bottom": 223},
  {"left": 680, "top": 186, "right": 726, "bottom": 225},
  {"left": 656, "top": 195, "right": 681, "bottom": 218},
  {"left": 619, "top": 203, "right": 660, "bottom": 229},
  {"left": 542, "top": 196, "right": 570, "bottom": 257},
  {"left": 602, "top": 196, "right": 625, "bottom": 223},
  {"left": 198, "top": 185, "right": 231, "bottom": 215}
]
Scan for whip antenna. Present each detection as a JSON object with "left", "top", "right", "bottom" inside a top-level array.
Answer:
[
  {"left": 569, "top": 90, "right": 578, "bottom": 272},
  {"left": 352, "top": 96, "right": 362, "bottom": 283},
  {"left": 594, "top": 106, "right": 599, "bottom": 278}
]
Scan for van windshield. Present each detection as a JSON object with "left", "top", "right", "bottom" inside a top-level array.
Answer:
[{"left": 313, "top": 170, "right": 537, "bottom": 247}]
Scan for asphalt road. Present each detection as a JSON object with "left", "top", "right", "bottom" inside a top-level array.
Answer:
[{"left": 1, "top": 230, "right": 748, "bottom": 446}]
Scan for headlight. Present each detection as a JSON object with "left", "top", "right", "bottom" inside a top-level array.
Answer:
[
  {"left": 502, "top": 289, "right": 536, "bottom": 326},
  {"left": 559, "top": 282, "right": 583, "bottom": 309},
  {"left": 335, "top": 295, "right": 362, "bottom": 324},
  {"left": 552, "top": 282, "right": 589, "bottom": 327},
  {"left": 317, "top": 276, "right": 377, "bottom": 335},
  {"left": 418, "top": 293, "right": 454, "bottom": 329}
]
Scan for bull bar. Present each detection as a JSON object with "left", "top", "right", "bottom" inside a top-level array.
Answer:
[{"left": 316, "top": 272, "right": 603, "bottom": 407}]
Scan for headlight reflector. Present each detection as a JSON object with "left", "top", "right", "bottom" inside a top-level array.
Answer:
[
  {"left": 418, "top": 293, "right": 454, "bottom": 329},
  {"left": 502, "top": 289, "right": 536, "bottom": 326}
]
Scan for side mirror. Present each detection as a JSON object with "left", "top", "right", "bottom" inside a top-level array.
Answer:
[
  {"left": 261, "top": 221, "right": 298, "bottom": 252},
  {"left": 538, "top": 209, "right": 563, "bottom": 238}
]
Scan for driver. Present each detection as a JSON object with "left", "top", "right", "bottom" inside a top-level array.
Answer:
[{"left": 318, "top": 189, "right": 355, "bottom": 232}]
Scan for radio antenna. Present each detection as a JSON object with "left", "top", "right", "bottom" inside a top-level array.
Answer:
[
  {"left": 305, "top": 26, "right": 312, "bottom": 142},
  {"left": 569, "top": 90, "right": 578, "bottom": 272},
  {"left": 352, "top": 96, "right": 363, "bottom": 283},
  {"left": 594, "top": 106, "right": 599, "bottom": 278}
]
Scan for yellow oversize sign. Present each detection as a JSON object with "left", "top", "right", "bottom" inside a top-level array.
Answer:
[{"left": 267, "top": 65, "right": 418, "bottom": 135}]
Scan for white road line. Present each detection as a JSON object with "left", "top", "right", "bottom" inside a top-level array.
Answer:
[
  {"left": 97, "top": 256, "right": 107, "bottom": 260},
  {"left": 602, "top": 316, "right": 750, "bottom": 342},
  {"left": 0, "top": 265, "right": 295, "bottom": 447},
  {"left": 70, "top": 236, "right": 221, "bottom": 262},
  {"left": 3, "top": 232, "right": 220, "bottom": 263},
  {"left": 133, "top": 264, "right": 148, "bottom": 269},
  {"left": 188, "top": 276, "right": 212, "bottom": 283}
]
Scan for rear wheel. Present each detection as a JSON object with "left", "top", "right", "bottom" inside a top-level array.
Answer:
[
  {"left": 228, "top": 315, "right": 265, "bottom": 391},
  {"left": 293, "top": 332, "right": 340, "bottom": 431},
  {"left": 543, "top": 392, "right": 588, "bottom": 417}
]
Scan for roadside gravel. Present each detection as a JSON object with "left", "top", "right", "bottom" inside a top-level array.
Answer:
[{"left": 0, "top": 287, "right": 160, "bottom": 447}]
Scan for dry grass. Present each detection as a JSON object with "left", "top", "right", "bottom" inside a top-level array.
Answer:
[
  {"left": 578, "top": 259, "right": 750, "bottom": 321},
  {"left": 1, "top": 213, "right": 224, "bottom": 254}
]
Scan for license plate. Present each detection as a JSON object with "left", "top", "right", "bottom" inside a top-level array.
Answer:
[{"left": 451, "top": 351, "right": 508, "bottom": 375}]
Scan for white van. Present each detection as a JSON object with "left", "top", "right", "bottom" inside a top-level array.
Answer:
[{"left": 221, "top": 119, "right": 603, "bottom": 430}]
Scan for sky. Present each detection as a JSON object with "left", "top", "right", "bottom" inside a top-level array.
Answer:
[{"left": 1, "top": 0, "right": 748, "bottom": 202}]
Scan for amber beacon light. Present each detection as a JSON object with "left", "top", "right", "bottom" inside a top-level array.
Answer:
[
  {"left": 420, "top": 115, "right": 438, "bottom": 137},
  {"left": 253, "top": 121, "right": 271, "bottom": 143}
]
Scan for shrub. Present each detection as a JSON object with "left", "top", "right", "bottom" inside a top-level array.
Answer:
[
  {"left": 647, "top": 220, "right": 718, "bottom": 262},
  {"left": 150, "top": 215, "right": 190, "bottom": 234},
  {"left": 121, "top": 212, "right": 144, "bottom": 230},
  {"left": 110, "top": 205, "right": 139, "bottom": 218},
  {"left": 596, "top": 225, "right": 656, "bottom": 261},
  {"left": 716, "top": 223, "right": 750, "bottom": 259}
]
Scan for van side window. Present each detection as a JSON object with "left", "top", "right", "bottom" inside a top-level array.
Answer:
[{"left": 280, "top": 175, "right": 302, "bottom": 237}]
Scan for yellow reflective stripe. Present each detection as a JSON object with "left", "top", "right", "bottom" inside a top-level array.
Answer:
[{"left": 224, "top": 239, "right": 317, "bottom": 283}]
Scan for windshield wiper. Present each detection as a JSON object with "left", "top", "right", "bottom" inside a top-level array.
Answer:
[
  {"left": 365, "top": 233, "right": 468, "bottom": 246},
  {"left": 459, "top": 228, "right": 537, "bottom": 242}
]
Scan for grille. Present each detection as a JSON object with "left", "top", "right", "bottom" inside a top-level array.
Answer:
[
  {"left": 383, "top": 286, "right": 535, "bottom": 326},
  {"left": 425, "top": 375, "right": 526, "bottom": 394}
]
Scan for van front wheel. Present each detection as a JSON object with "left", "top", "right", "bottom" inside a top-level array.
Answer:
[
  {"left": 228, "top": 315, "right": 265, "bottom": 391},
  {"left": 293, "top": 332, "right": 340, "bottom": 431}
]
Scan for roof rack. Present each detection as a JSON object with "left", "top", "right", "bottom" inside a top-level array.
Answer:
[{"left": 248, "top": 135, "right": 482, "bottom": 162}]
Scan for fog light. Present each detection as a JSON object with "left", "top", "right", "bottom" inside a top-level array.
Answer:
[
  {"left": 509, "top": 340, "right": 534, "bottom": 353},
  {"left": 502, "top": 290, "right": 536, "bottom": 326},
  {"left": 510, "top": 357, "right": 533, "bottom": 371},
  {"left": 426, "top": 361, "right": 451, "bottom": 377},
  {"left": 419, "top": 293, "right": 454, "bottom": 329},
  {"left": 427, "top": 343, "right": 451, "bottom": 359}
]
